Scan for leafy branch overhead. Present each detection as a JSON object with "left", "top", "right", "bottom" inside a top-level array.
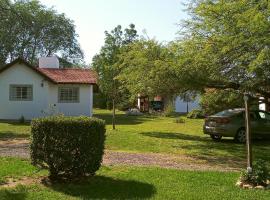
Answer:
[{"left": 175, "top": 0, "right": 270, "bottom": 97}]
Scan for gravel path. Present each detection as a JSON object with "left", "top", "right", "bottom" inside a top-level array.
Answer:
[{"left": 0, "top": 139, "right": 240, "bottom": 172}]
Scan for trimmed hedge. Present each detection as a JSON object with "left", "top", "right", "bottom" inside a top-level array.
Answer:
[{"left": 30, "top": 116, "right": 106, "bottom": 180}]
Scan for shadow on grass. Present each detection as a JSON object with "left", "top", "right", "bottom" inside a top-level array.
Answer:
[
  {"left": 0, "top": 185, "right": 27, "bottom": 200},
  {"left": 0, "top": 131, "right": 29, "bottom": 140},
  {"left": 140, "top": 132, "right": 208, "bottom": 142},
  {"left": 140, "top": 131, "right": 270, "bottom": 168},
  {"left": 94, "top": 113, "right": 154, "bottom": 125},
  {"left": 45, "top": 175, "right": 156, "bottom": 199}
]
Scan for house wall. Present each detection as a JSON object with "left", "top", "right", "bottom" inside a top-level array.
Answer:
[
  {"left": 174, "top": 96, "right": 200, "bottom": 113},
  {"left": 0, "top": 63, "right": 93, "bottom": 120},
  {"left": 0, "top": 63, "right": 49, "bottom": 120},
  {"left": 47, "top": 83, "right": 93, "bottom": 117}
]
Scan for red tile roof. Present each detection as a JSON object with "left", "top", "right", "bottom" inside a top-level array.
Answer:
[
  {"left": 37, "top": 68, "right": 97, "bottom": 84},
  {"left": 0, "top": 58, "right": 97, "bottom": 85}
]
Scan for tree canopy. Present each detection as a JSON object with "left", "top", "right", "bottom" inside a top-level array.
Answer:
[
  {"left": 0, "top": 0, "right": 83, "bottom": 66},
  {"left": 175, "top": 0, "right": 270, "bottom": 98},
  {"left": 92, "top": 24, "right": 138, "bottom": 106},
  {"left": 117, "top": 0, "right": 270, "bottom": 104},
  {"left": 117, "top": 39, "right": 180, "bottom": 100}
]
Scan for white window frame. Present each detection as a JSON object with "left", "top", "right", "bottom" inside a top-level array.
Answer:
[
  {"left": 58, "top": 86, "right": 80, "bottom": 103},
  {"left": 9, "top": 84, "right": 33, "bottom": 101}
]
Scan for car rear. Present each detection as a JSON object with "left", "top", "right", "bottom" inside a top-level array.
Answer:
[{"left": 203, "top": 109, "right": 244, "bottom": 138}]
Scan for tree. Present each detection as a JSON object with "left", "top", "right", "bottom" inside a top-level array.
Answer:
[
  {"left": 118, "top": 39, "right": 181, "bottom": 102},
  {"left": 200, "top": 89, "right": 244, "bottom": 115},
  {"left": 0, "top": 0, "right": 83, "bottom": 66},
  {"left": 92, "top": 24, "right": 138, "bottom": 129},
  {"left": 175, "top": 0, "right": 270, "bottom": 99},
  {"left": 175, "top": 0, "right": 270, "bottom": 175}
]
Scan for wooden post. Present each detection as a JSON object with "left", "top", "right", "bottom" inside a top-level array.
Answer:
[
  {"left": 244, "top": 94, "right": 252, "bottom": 173},
  {"left": 112, "top": 99, "right": 115, "bottom": 130}
]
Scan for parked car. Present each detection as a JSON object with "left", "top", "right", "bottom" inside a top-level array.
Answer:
[{"left": 203, "top": 108, "right": 270, "bottom": 143}]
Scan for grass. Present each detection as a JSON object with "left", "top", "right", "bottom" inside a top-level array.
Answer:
[
  {"left": 94, "top": 109, "right": 270, "bottom": 168},
  {"left": 0, "top": 110, "right": 270, "bottom": 199},
  {"left": 0, "top": 157, "right": 46, "bottom": 184},
  {"left": 1, "top": 109, "right": 270, "bottom": 169},
  {"left": 0, "top": 157, "right": 270, "bottom": 200},
  {"left": 0, "top": 122, "right": 30, "bottom": 140}
]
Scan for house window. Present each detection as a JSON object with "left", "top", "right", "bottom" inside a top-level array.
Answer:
[
  {"left": 9, "top": 85, "right": 33, "bottom": 101},
  {"left": 58, "top": 87, "right": 79, "bottom": 103}
]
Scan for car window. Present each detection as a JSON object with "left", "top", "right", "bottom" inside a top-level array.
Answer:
[
  {"left": 258, "top": 111, "right": 270, "bottom": 120},
  {"left": 215, "top": 109, "right": 243, "bottom": 117}
]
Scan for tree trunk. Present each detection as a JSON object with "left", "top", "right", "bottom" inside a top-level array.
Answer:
[
  {"left": 186, "top": 101, "right": 189, "bottom": 114},
  {"left": 112, "top": 99, "right": 116, "bottom": 130}
]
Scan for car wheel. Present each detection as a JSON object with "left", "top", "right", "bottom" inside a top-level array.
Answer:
[
  {"left": 210, "top": 134, "right": 222, "bottom": 141},
  {"left": 235, "top": 128, "right": 246, "bottom": 143}
]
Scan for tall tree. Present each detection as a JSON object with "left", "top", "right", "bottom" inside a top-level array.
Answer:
[
  {"left": 0, "top": 0, "right": 83, "bottom": 66},
  {"left": 92, "top": 24, "right": 138, "bottom": 129},
  {"left": 174, "top": 0, "right": 270, "bottom": 172}
]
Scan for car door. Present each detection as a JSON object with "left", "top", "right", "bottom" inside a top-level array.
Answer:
[
  {"left": 249, "top": 112, "right": 260, "bottom": 136},
  {"left": 255, "top": 111, "right": 270, "bottom": 138}
]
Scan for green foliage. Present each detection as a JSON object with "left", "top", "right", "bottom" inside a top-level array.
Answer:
[
  {"left": 93, "top": 93, "right": 108, "bottom": 109},
  {"left": 187, "top": 109, "right": 205, "bottom": 119},
  {"left": 92, "top": 24, "right": 138, "bottom": 104},
  {"left": 240, "top": 159, "right": 270, "bottom": 186},
  {"left": 200, "top": 90, "right": 244, "bottom": 115},
  {"left": 30, "top": 116, "right": 106, "bottom": 180},
  {"left": 19, "top": 115, "right": 25, "bottom": 124},
  {"left": 172, "top": 0, "right": 270, "bottom": 98},
  {"left": 0, "top": 0, "right": 83, "bottom": 66},
  {"left": 163, "top": 102, "right": 176, "bottom": 117},
  {"left": 118, "top": 39, "right": 180, "bottom": 99},
  {"left": 175, "top": 117, "right": 185, "bottom": 124},
  {"left": 92, "top": 24, "right": 138, "bottom": 128}
]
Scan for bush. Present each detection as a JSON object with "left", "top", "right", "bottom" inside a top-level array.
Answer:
[
  {"left": 240, "top": 159, "right": 270, "bottom": 186},
  {"left": 19, "top": 115, "right": 25, "bottom": 123},
  {"left": 175, "top": 117, "right": 186, "bottom": 123},
  {"left": 30, "top": 116, "right": 106, "bottom": 180},
  {"left": 187, "top": 109, "right": 205, "bottom": 119},
  {"left": 93, "top": 93, "right": 107, "bottom": 109},
  {"left": 163, "top": 102, "right": 177, "bottom": 117},
  {"left": 200, "top": 89, "right": 243, "bottom": 115}
]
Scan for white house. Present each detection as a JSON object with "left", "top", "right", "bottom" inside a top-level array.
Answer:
[
  {"left": 174, "top": 96, "right": 200, "bottom": 113},
  {"left": 137, "top": 94, "right": 200, "bottom": 113},
  {"left": 0, "top": 57, "right": 97, "bottom": 120}
]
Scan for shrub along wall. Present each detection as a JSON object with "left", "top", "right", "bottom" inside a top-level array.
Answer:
[{"left": 30, "top": 116, "right": 106, "bottom": 180}]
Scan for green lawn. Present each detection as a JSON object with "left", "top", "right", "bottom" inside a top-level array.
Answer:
[
  {"left": 0, "top": 157, "right": 270, "bottom": 200},
  {"left": 0, "top": 122, "right": 30, "bottom": 140},
  {"left": 1, "top": 109, "right": 270, "bottom": 169},
  {"left": 0, "top": 157, "right": 46, "bottom": 184},
  {"left": 1, "top": 110, "right": 270, "bottom": 199},
  {"left": 94, "top": 109, "right": 270, "bottom": 168}
]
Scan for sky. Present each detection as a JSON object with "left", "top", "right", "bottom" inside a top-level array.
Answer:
[{"left": 39, "top": 0, "right": 188, "bottom": 64}]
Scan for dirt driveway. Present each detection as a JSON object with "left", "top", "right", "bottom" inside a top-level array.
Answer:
[{"left": 0, "top": 139, "right": 242, "bottom": 172}]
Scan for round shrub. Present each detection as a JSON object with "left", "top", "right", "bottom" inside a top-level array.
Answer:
[
  {"left": 30, "top": 116, "right": 106, "bottom": 180},
  {"left": 187, "top": 109, "right": 205, "bottom": 119}
]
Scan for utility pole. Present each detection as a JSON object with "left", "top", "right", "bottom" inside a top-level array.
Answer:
[{"left": 244, "top": 93, "right": 252, "bottom": 173}]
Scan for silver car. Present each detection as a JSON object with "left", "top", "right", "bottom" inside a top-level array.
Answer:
[{"left": 203, "top": 109, "right": 270, "bottom": 143}]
